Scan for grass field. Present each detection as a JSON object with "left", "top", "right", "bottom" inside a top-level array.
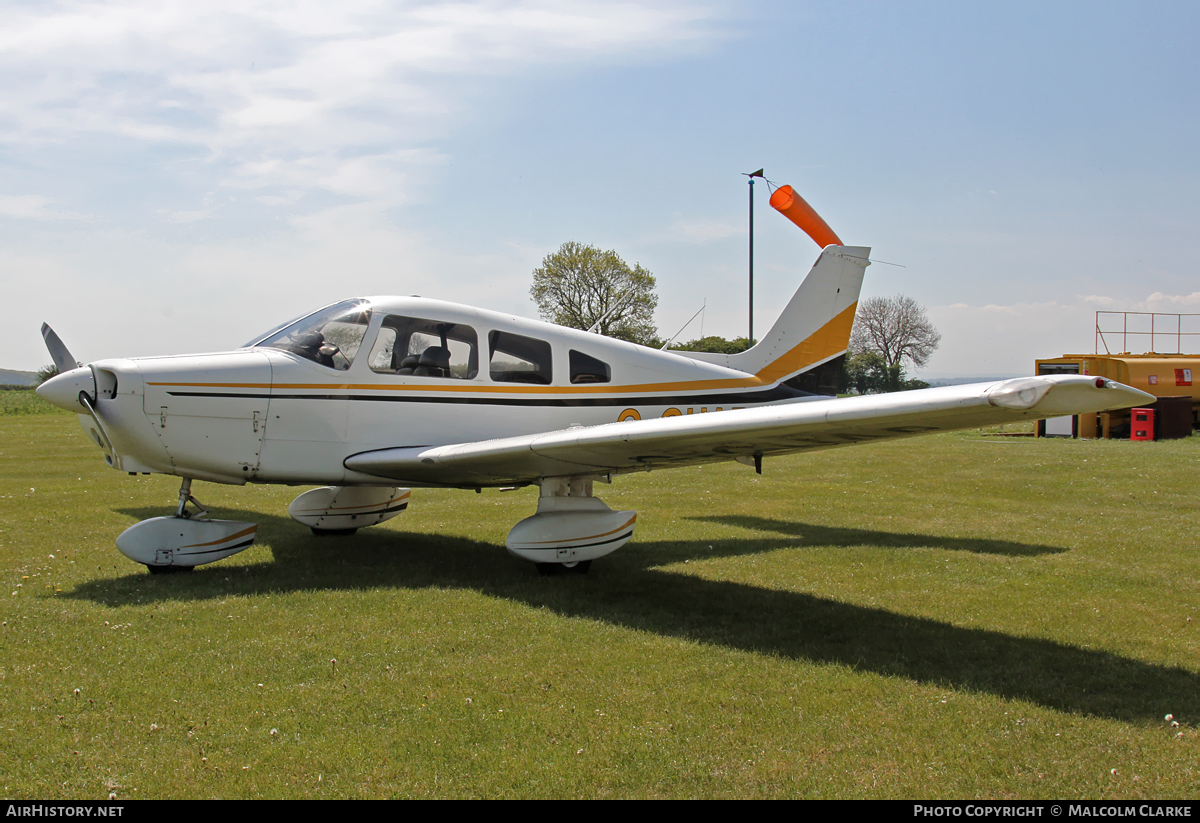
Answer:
[
  {"left": 0, "top": 397, "right": 1196, "bottom": 798},
  {"left": 0, "top": 387, "right": 60, "bottom": 416}
]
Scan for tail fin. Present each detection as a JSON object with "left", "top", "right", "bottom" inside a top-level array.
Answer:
[{"left": 675, "top": 245, "right": 869, "bottom": 385}]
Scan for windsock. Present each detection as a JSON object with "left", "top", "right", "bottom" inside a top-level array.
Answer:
[{"left": 769, "top": 185, "right": 843, "bottom": 249}]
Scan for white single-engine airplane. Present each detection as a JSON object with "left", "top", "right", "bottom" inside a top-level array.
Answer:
[{"left": 36, "top": 188, "right": 1153, "bottom": 574}]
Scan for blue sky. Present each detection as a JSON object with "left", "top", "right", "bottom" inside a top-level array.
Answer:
[{"left": 4, "top": 0, "right": 1198, "bottom": 375}]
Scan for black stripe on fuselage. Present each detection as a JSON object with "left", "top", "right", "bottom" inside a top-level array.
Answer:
[{"left": 164, "top": 384, "right": 820, "bottom": 407}]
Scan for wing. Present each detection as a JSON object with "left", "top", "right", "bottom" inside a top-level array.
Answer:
[{"left": 344, "top": 375, "right": 1152, "bottom": 487}]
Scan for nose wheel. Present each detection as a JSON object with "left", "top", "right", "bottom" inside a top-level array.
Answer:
[
  {"left": 535, "top": 560, "right": 592, "bottom": 576},
  {"left": 115, "top": 478, "right": 258, "bottom": 572},
  {"left": 146, "top": 564, "right": 193, "bottom": 575}
]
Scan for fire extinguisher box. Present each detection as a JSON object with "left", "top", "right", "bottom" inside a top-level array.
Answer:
[{"left": 1131, "top": 408, "right": 1155, "bottom": 441}]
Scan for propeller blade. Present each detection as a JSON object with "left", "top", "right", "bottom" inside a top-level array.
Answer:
[{"left": 40, "top": 323, "right": 79, "bottom": 374}]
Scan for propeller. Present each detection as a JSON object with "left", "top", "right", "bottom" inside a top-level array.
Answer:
[
  {"left": 35, "top": 323, "right": 94, "bottom": 416},
  {"left": 40, "top": 323, "right": 80, "bottom": 374}
]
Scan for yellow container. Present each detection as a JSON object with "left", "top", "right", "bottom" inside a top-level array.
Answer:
[{"left": 1034, "top": 354, "right": 1200, "bottom": 438}]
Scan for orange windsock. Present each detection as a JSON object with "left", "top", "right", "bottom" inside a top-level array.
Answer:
[{"left": 768, "top": 185, "right": 842, "bottom": 248}]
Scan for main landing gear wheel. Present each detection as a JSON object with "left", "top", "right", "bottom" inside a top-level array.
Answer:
[
  {"left": 145, "top": 564, "right": 193, "bottom": 575},
  {"left": 288, "top": 486, "right": 409, "bottom": 533},
  {"left": 507, "top": 478, "right": 636, "bottom": 574},
  {"left": 535, "top": 560, "right": 592, "bottom": 576}
]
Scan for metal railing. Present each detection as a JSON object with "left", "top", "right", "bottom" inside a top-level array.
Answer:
[{"left": 1095, "top": 311, "right": 1200, "bottom": 355}]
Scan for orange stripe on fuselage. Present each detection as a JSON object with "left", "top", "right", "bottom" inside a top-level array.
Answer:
[{"left": 147, "top": 306, "right": 857, "bottom": 397}]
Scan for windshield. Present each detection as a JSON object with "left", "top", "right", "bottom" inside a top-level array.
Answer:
[{"left": 253, "top": 299, "right": 372, "bottom": 371}]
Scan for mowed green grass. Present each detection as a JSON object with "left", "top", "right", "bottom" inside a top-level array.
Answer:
[
  {"left": 0, "top": 401, "right": 1196, "bottom": 798},
  {"left": 1, "top": 388, "right": 58, "bottom": 416}
]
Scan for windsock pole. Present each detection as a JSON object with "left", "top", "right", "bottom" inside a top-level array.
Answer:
[
  {"left": 748, "top": 176, "right": 754, "bottom": 343},
  {"left": 744, "top": 169, "right": 764, "bottom": 344}
]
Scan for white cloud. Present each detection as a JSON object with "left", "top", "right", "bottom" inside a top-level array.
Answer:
[
  {"left": 0, "top": 1, "right": 722, "bottom": 203},
  {"left": 223, "top": 149, "right": 448, "bottom": 204},
  {"left": 0, "top": 194, "right": 87, "bottom": 220},
  {"left": 256, "top": 190, "right": 306, "bottom": 206},
  {"left": 6, "top": 1, "right": 729, "bottom": 370},
  {"left": 922, "top": 299, "right": 1099, "bottom": 376},
  {"left": 662, "top": 215, "right": 741, "bottom": 243},
  {"left": 919, "top": 290, "right": 1200, "bottom": 377},
  {"left": 163, "top": 206, "right": 221, "bottom": 224},
  {"left": 11, "top": 206, "right": 543, "bottom": 369},
  {"left": 1142, "top": 291, "right": 1200, "bottom": 308}
]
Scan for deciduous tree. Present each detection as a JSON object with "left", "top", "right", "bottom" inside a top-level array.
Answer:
[
  {"left": 849, "top": 294, "right": 941, "bottom": 369},
  {"left": 842, "top": 351, "right": 930, "bottom": 394},
  {"left": 669, "top": 335, "right": 753, "bottom": 354},
  {"left": 530, "top": 242, "right": 658, "bottom": 346}
]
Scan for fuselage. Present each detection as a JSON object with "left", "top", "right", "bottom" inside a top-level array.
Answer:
[{"left": 42, "top": 296, "right": 841, "bottom": 488}]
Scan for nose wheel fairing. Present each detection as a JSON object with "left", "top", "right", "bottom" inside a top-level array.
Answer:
[
  {"left": 116, "top": 516, "right": 258, "bottom": 569},
  {"left": 116, "top": 478, "right": 257, "bottom": 570}
]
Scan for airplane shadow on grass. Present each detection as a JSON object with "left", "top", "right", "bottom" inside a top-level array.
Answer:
[
  {"left": 65, "top": 505, "right": 1195, "bottom": 726},
  {"left": 690, "top": 514, "right": 1066, "bottom": 557}
]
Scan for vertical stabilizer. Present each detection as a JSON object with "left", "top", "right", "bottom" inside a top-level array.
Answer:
[{"left": 674, "top": 245, "right": 869, "bottom": 384}]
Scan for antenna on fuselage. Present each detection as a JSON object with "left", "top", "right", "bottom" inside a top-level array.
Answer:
[
  {"left": 661, "top": 300, "right": 706, "bottom": 351},
  {"left": 585, "top": 289, "right": 636, "bottom": 335}
]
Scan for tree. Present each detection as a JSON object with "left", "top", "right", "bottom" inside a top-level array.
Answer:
[
  {"left": 842, "top": 351, "right": 931, "bottom": 394},
  {"left": 849, "top": 294, "right": 941, "bottom": 370},
  {"left": 669, "top": 335, "right": 754, "bottom": 354},
  {"left": 531, "top": 241, "right": 658, "bottom": 346},
  {"left": 844, "top": 351, "right": 896, "bottom": 394}
]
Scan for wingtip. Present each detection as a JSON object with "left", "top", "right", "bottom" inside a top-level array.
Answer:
[{"left": 991, "top": 374, "right": 1158, "bottom": 415}]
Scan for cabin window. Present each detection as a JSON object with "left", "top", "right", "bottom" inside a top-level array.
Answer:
[
  {"left": 255, "top": 299, "right": 371, "bottom": 371},
  {"left": 569, "top": 350, "right": 611, "bottom": 384},
  {"left": 489, "top": 331, "right": 553, "bottom": 384},
  {"left": 369, "top": 315, "right": 479, "bottom": 379}
]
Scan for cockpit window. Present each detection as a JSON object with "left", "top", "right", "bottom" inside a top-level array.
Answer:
[{"left": 254, "top": 299, "right": 371, "bottom": 371}]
